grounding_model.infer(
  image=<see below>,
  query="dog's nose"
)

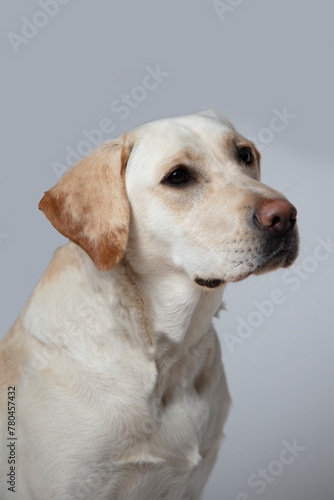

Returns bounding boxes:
[254,198,297,235]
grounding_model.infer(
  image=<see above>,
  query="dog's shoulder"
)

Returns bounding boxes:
[0,243,83,387]
[37,241,83,289]
[0,317,26,394]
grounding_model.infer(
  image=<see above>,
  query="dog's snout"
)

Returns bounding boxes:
[254,198,297,235]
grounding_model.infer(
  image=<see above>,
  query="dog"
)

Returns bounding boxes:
[0,110,299,499]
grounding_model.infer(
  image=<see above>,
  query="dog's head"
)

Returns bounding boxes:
[39,111,299,288]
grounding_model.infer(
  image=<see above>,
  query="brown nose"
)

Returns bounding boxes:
[254,198,297,234]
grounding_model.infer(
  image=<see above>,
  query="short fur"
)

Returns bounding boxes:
[0,111,298,499]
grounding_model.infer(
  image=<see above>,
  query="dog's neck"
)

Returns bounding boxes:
[83,248,225,349]
[130,266,225,346]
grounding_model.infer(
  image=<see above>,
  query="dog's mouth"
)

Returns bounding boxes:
[195,229,299,288]
[195,277,225,289]
[253,231,299,275]
[252,249,296,277]
[232,234,299,282]
[194,250,293,289]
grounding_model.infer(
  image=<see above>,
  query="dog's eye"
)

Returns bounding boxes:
[238,147,254,165]
[165,167,191,186]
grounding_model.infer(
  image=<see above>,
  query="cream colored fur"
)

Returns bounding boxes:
[0,111,298,499]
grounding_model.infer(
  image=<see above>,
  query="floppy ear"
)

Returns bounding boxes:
[39,138,132,271]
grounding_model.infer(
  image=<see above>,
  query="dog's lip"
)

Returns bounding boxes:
[227,247,298,283]
[260,244,297,268]
[251,248,297,276]
[195,277,225,289]
[195,233,299,287]
[252,231,299,272]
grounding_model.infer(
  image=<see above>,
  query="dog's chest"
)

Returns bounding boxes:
[68,379,221,500]
[32,336,225,500]
[87,342,216,464]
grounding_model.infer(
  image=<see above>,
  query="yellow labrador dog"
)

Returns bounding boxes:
[0,111,298,499]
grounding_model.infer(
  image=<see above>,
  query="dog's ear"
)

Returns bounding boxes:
[39,137,133,271]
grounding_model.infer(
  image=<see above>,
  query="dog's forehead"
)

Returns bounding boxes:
[130,113,236,168]
[136,113,232,145]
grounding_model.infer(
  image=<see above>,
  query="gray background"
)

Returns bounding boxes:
[1,1,334,499]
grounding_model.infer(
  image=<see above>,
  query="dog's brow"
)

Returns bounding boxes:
[222,131,258,163]
[166,149,203,167]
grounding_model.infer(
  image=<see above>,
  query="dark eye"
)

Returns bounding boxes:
[238,147,254,165]
[165,167,191,186]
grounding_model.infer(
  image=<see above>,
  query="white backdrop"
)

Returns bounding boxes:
[1,1,333,499]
